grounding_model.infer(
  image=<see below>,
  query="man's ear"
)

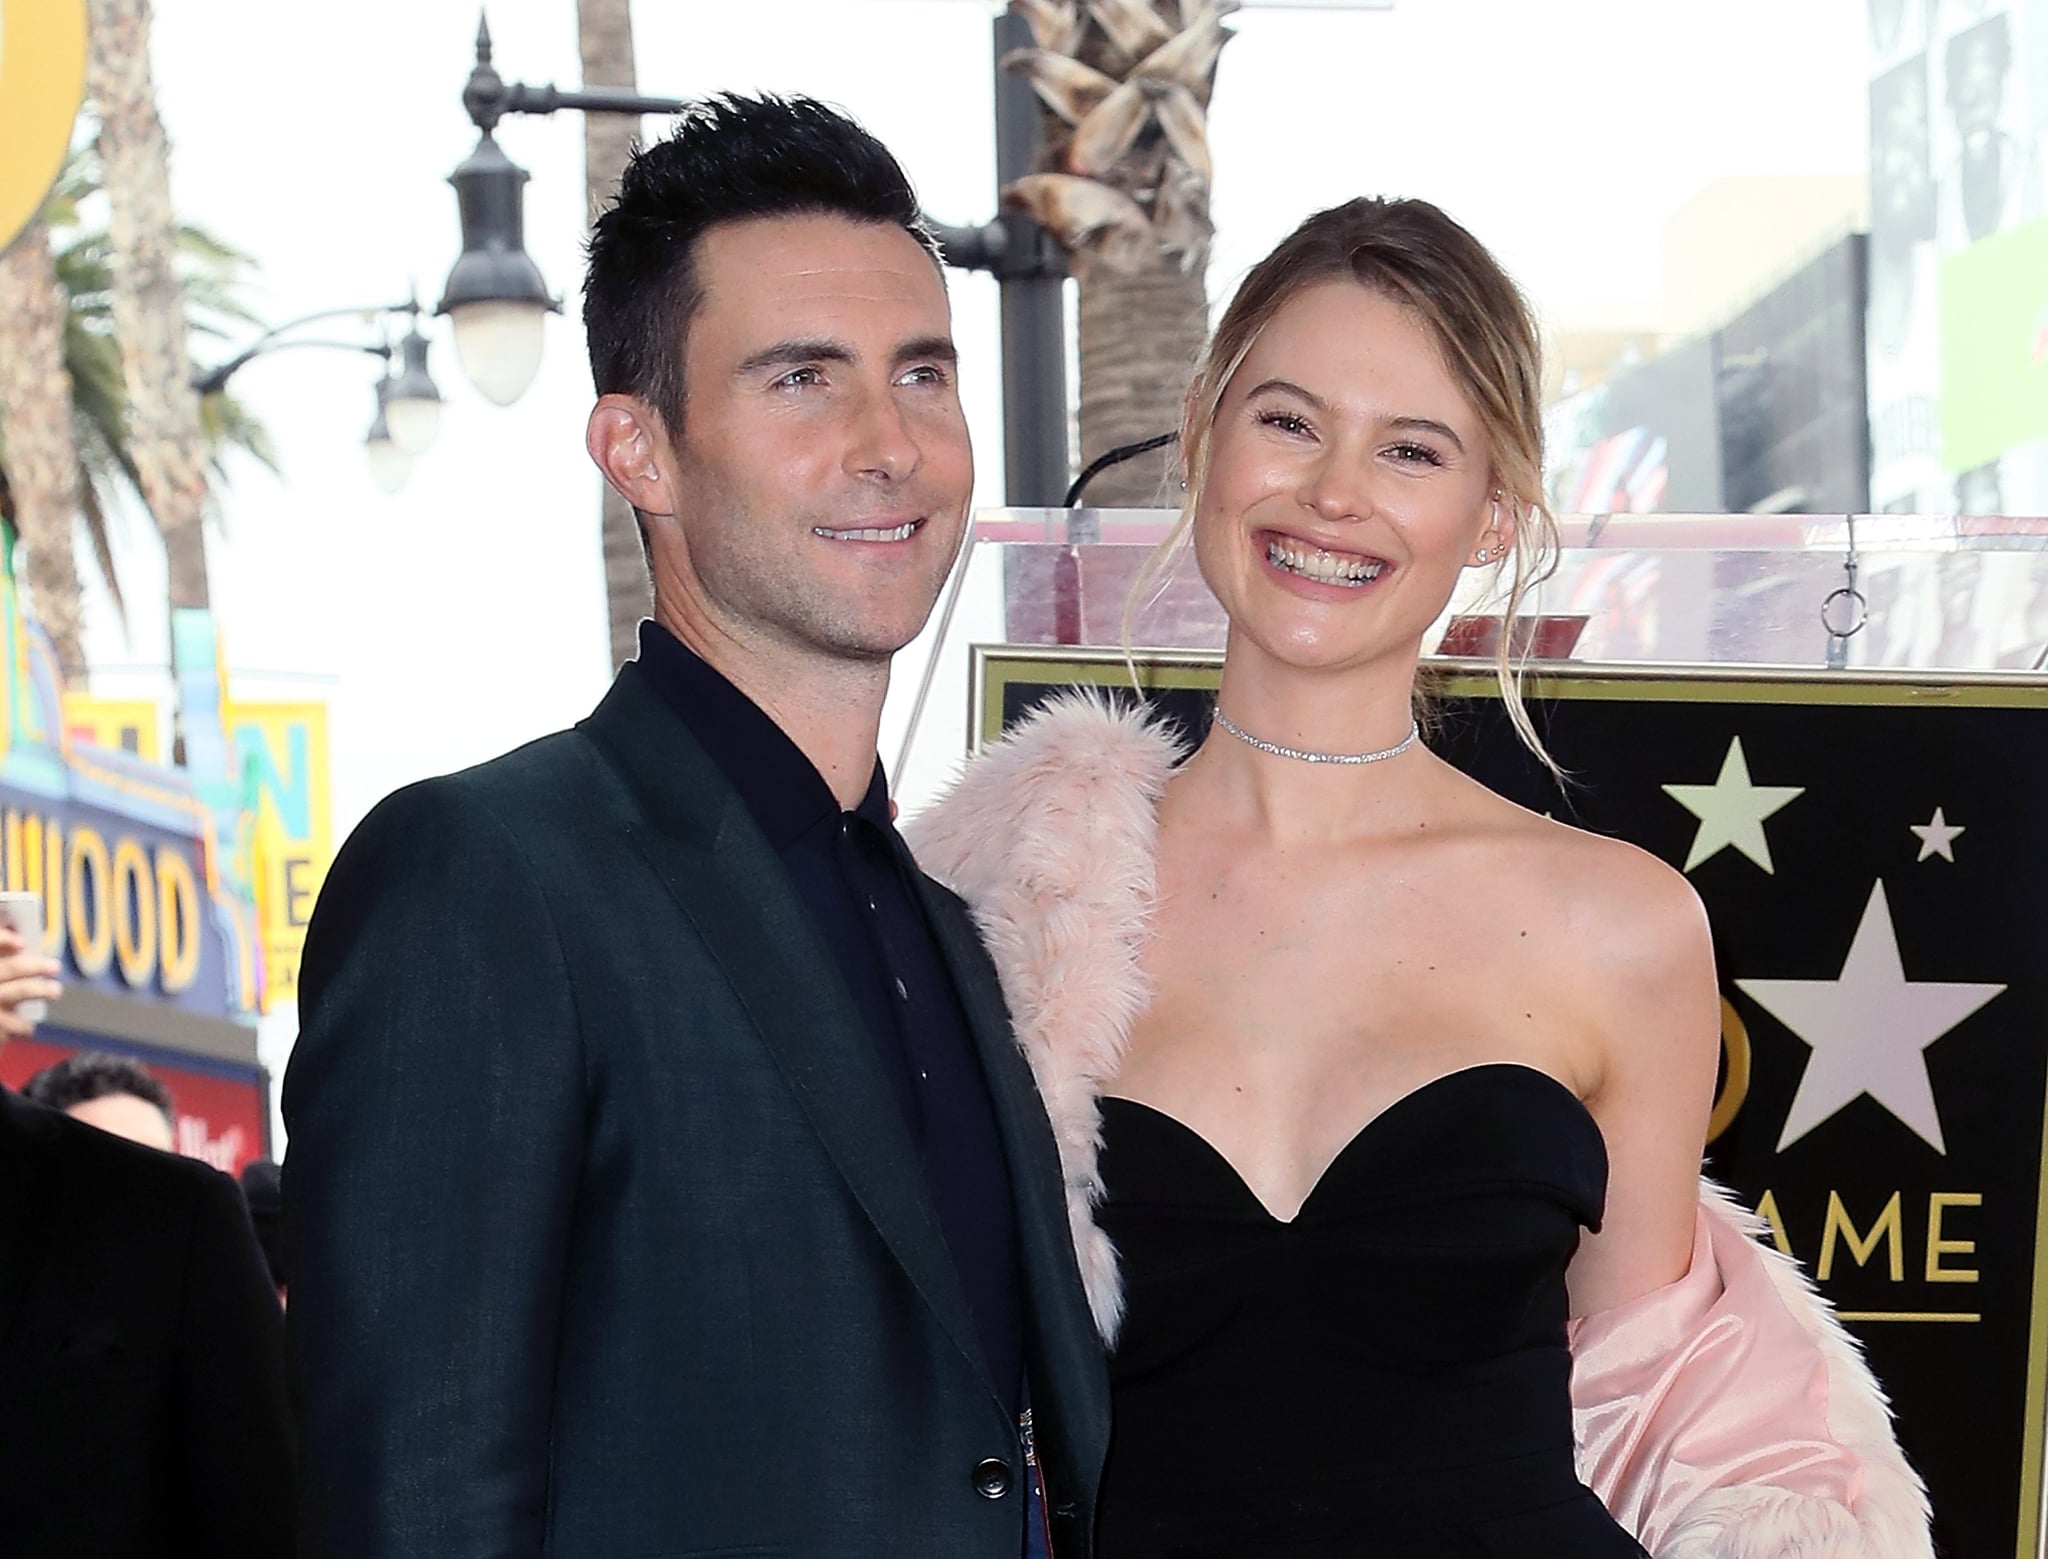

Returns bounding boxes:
[586,395,674,517]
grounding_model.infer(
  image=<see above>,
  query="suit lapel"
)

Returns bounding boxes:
[580,669,993,1398]
[911,870,1113,1447]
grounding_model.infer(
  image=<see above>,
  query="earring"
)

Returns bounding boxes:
[1475,547,1492,563]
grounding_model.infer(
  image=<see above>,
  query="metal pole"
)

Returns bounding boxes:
[990,11,1069,508]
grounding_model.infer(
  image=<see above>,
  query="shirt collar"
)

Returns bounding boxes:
[635,621,889,850]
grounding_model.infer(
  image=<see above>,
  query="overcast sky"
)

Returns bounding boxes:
[77,0,1868,1069]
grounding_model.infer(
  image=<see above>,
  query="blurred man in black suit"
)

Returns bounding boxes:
[0,926,294,1558]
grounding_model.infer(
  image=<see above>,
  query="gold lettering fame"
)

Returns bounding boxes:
[1715,999,1983,1324]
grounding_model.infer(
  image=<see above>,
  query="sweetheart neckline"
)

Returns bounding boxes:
[1101,1062,1601,1226]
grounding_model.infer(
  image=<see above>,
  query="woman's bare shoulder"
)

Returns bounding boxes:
[1450,781,1715,994]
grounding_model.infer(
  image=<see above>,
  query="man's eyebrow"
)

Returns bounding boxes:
[733,338,856,378]
[895,335,959,368]
[1244,378,1467,453]
[733,335,960,378]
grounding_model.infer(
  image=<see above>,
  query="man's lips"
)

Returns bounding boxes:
[812,518,924,542]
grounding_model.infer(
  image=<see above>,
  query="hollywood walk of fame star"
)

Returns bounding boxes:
[1736,880,2005,1155]
[1910,807,1965,863]
[1662,736,1806,874]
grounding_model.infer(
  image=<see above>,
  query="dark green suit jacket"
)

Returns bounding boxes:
[284,661,1109,1558]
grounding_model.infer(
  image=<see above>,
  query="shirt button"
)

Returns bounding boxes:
[894,977,908,1000]
[867,898,878,912]
[972,1457,1012,1499]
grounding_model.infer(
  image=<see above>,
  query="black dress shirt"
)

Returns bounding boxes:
[636,622,1023,1414]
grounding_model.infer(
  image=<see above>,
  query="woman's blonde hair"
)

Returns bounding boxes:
[1126,196,1561,771]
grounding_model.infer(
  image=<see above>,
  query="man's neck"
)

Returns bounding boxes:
[654,608,889,811]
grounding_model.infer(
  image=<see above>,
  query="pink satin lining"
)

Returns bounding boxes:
[1567,1198,1864,1551]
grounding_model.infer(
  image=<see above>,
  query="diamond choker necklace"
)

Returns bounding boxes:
[1211,709,1420,766]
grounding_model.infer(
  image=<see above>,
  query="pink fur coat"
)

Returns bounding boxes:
[906,694,1933,1559]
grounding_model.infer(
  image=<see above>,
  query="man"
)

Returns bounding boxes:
[0,929,295,1558]
[23,1050,178,1150]
[285,95,1109,1559]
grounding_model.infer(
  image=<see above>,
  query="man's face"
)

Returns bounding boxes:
[646,214,974,669]
[67,1093,175,1152]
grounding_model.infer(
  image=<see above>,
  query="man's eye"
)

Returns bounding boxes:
[774,366,825,389]
[897,364,948,387]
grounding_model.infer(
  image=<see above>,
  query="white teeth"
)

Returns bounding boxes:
[815,521,919,542]
[1266,538,1382,585]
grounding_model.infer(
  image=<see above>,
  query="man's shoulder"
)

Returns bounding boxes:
[349,728,610,851]
[4,1089,239,1231]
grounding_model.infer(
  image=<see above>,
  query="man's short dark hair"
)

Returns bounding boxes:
[583,93,940,441]
[23,1051,176,1130]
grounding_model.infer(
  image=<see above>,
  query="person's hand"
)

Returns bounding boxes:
[0,927,63,1038]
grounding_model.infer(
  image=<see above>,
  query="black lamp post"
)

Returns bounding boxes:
[442,11,1073,505]
[436,17,683,405]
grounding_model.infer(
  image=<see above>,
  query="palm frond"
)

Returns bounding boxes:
[75,460,128,623]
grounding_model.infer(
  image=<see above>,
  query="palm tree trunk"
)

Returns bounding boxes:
[0,218,91,681]
[1075,246,1206,506]
[87,0,212,614]
[1004,0,1226,509]
[579,0,651,671]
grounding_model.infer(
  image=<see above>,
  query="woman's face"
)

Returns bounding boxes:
[1191,280,1497,675]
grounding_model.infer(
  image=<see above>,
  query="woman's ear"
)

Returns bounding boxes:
[1492,487,1521,556]
[586,395,674,517]
[1470,486,1519,567]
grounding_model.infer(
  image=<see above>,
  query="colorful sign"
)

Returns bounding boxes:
[64,693,163,762]
[0,0,87,256]
[1939,216,2048,472]
[226,700,331,1008]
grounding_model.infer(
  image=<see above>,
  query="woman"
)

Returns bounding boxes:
[910,199,1930,1556]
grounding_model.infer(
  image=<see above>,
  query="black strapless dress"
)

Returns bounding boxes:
[1094,1063,1649,1558]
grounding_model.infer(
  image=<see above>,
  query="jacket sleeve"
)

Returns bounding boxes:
[1568,1179,1933,1559]
[284,779,584,1559]
[175,1162,296,1559]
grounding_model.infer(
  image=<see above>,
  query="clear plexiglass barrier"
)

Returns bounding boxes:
[884,508,2048,817]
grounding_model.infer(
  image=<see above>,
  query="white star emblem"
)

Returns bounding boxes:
[1910,807,1965,862]
[1736,880,2004,1154]
[1661,736,1805,874]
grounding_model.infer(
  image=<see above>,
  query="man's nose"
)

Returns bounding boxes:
[845,387,919,481]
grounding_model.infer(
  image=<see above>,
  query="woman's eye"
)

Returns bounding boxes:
[1256,409,1313,436]
[1387,441,1445,467]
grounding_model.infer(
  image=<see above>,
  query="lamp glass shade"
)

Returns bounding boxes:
[450,299,546,406]
[364,406,414,495]
[384,394,443,456]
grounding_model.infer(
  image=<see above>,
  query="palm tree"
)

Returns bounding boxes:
[579,0,653,671]
[87,0,216,619]
[0,215,92,681]
[1002,0,1234,506]
[0,145,274,680]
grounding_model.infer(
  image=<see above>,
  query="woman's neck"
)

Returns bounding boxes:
[1188,638,1434,844]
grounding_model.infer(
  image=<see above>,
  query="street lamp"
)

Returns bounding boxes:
[382,323,444,454]
[193,297,446,489]
[437,16,685,405]
[364,376,415,495]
